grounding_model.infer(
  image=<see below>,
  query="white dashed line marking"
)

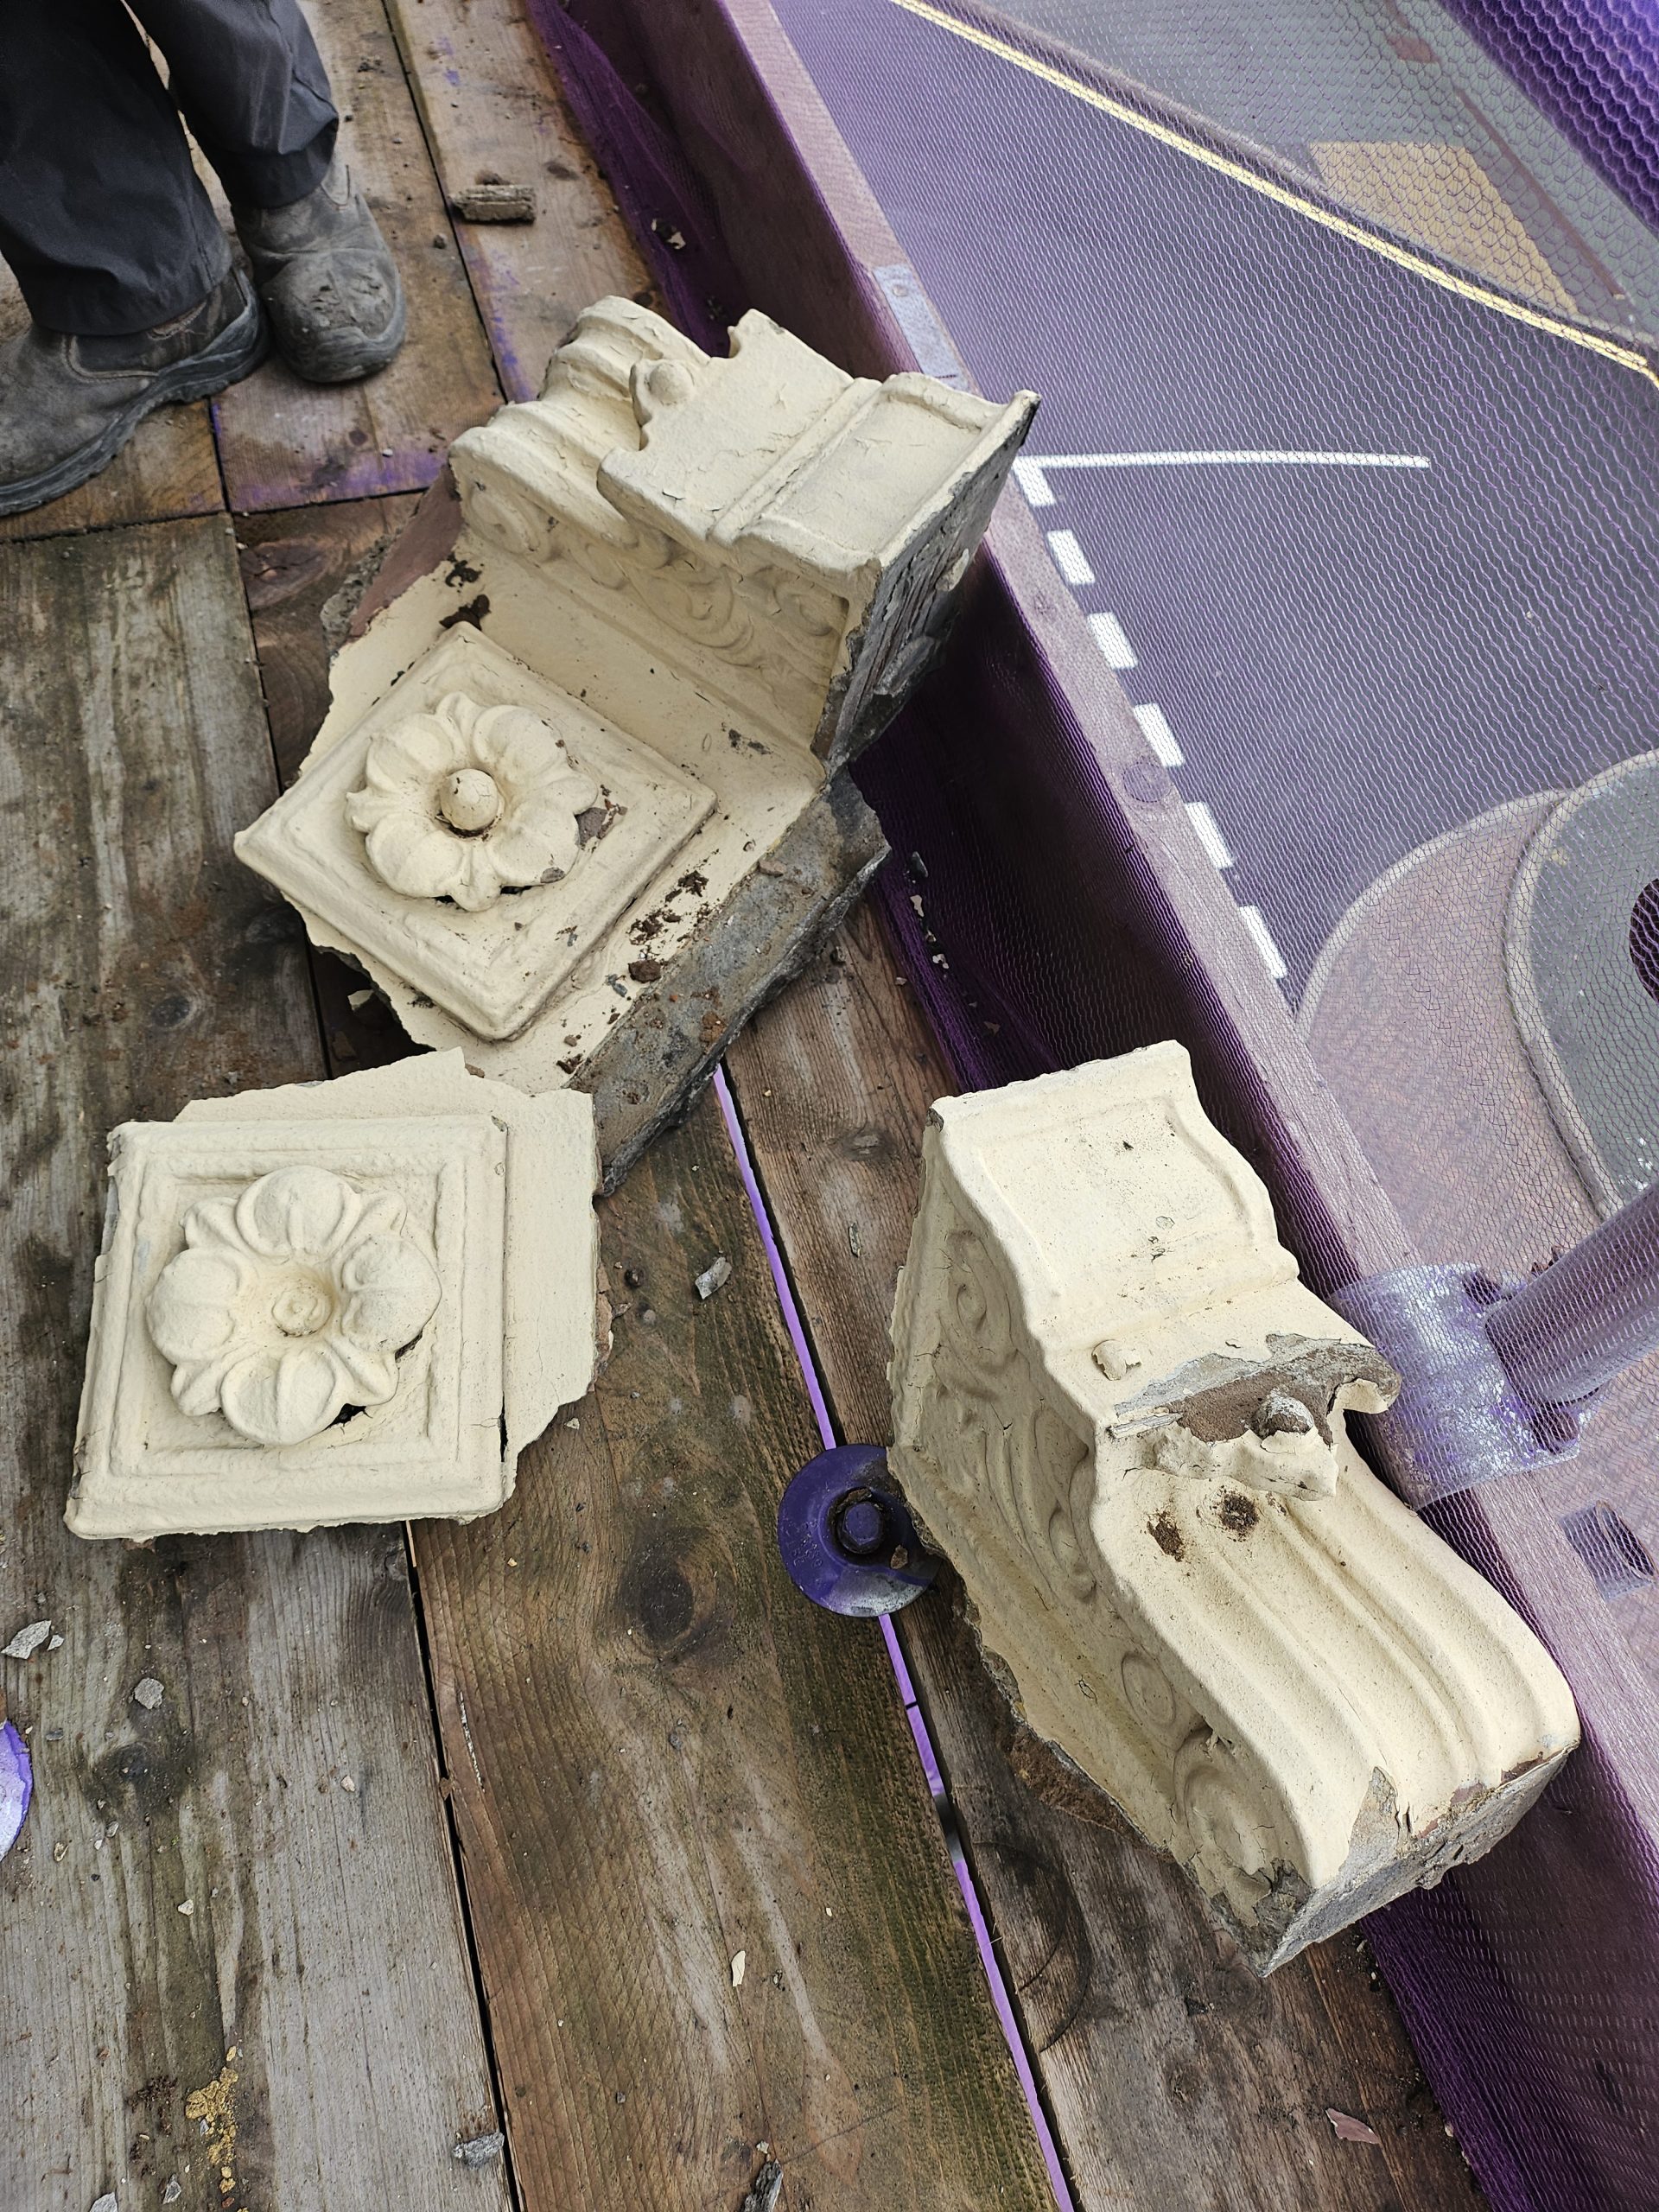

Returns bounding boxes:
[1088,611,1137,669]
[1237,904,1288,980]
[1132,702,1183,767]
[1045,527,1096,585]
[1185,801,1234,869]
[1027,483,1299,994]
[1015,448,1431,505]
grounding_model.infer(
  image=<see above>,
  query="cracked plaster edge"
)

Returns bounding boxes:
[284,773,887,1190]
[941,1545,1569,1974]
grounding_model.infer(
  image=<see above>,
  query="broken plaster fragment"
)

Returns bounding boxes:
[3,1620,51,1660]
[741,2160,784,2212]
[887,1043,1580,1971]
[695,1255,733,1300]
[67,1053,599,1541]
[132,1678,164,1711]
[1327,2108,1383,2145]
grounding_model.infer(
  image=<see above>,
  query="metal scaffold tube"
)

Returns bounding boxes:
[1486,1182,1659,1408]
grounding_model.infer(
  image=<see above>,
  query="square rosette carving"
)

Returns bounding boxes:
[235,626,715,1041]
[70,1112,510,1537]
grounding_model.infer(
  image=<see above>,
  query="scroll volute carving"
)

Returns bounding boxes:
[888,1045,1580,1971]
[448,297,1035,763]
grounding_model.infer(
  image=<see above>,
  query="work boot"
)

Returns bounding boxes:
[0,269,266,519]
[234,155,406,385]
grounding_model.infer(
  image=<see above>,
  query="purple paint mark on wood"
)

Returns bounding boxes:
[0,1721,33,1859]
[219,433,448,514]
[452,244,538,404]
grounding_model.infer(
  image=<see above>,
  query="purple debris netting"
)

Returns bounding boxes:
[535,4,1659,2204]
[1439,0,1659,238]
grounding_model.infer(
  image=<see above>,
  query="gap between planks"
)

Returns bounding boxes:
[720,901,1489,2212]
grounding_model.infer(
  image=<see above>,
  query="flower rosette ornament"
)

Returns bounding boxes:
[346,691,601,912]
[146,1166,442,1446]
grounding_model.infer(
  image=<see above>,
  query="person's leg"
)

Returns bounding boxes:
[131,0,405,385]
[128,0,338,212]
[0,0,267,517]
[0,0,230,334]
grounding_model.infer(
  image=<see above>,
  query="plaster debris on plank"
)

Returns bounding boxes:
[233,294,1036,1173]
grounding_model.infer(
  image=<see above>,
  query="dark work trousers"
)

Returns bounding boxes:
[0,0,338,335]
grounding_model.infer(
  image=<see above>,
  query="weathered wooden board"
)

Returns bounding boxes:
[383,0,654,400]
[246,500,1056,2210]
[0,271,222,542]
[725,904,1484,2210]
[237,495,425,1076]
[237,494,422,789]
[211,0,501,511]
[0,517,509,2212]
[410,1093,1055,2211]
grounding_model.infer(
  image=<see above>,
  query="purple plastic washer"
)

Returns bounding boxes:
[777,1444,938,1617]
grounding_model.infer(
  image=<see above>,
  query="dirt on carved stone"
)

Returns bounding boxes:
[1218,1491,1259,1538]
[1148,1510,1185,1560]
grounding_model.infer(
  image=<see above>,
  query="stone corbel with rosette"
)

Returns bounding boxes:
[68,1052,600,1540]
[887,1043,1580,1970]
[233,296,1037,1187]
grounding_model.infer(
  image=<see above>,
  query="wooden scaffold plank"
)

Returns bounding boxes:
[724,906,1485,2212]
[383,0,654,400]
[0,516,510,2212]
[211,0,502,512]
[245,511,1058,2212]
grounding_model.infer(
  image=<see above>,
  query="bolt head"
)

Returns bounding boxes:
[835,1494,887,1558]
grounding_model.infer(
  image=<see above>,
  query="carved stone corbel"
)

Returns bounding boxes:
[887,1044,1580,1969]
[233,297,1036,1185]
[68,1052,598,1539]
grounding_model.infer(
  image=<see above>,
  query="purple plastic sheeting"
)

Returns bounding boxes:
[1440,0,1659,238]
[0,1720,32,1859]
[712,1071,1075,2212]
[538,16,1659,2207]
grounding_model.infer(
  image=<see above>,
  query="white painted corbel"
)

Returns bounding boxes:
[231,298,1035,1184]
[887,1044,1580,1969]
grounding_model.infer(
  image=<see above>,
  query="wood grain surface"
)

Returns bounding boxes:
[725,905,1484,2210]
[384,0,654,400]
[0,270,222,542]
[249,497,1056,2212]
[211,0,501,510]
[0,518,509,2212]
[413,1096,1054,2210]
